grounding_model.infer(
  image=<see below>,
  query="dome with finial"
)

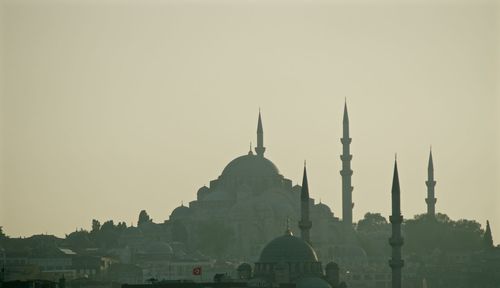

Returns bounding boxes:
[258,230,318,263]
[221,154,280,179]
[170,203,191,220]
[197,186,210,200]
[313,202,333,217]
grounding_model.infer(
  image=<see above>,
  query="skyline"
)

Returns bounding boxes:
[1,0,499,241]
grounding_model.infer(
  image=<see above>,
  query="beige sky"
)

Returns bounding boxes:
[1,0,499,243]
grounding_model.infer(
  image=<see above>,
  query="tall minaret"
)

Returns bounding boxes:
[340,102,354,225]
[425,149,437,217]
[299,163,312,244]
[255,111,266,157]
[389,158,404,288]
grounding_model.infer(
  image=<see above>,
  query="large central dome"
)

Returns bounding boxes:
[221,153,280,179]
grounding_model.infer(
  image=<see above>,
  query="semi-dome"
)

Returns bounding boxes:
[221,153,280,179]
[259,231,318,263]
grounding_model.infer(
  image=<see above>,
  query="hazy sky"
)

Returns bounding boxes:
[1,0,499,243]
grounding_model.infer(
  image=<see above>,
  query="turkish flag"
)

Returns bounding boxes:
[192,267,202,276]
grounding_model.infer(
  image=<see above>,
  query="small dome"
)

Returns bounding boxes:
[237,263,252,271]
[197,186,210,200]
[296,277,332,288]
[221,154,280,179]
[313,202,333,216]
[198,186,209,194]
[170,205,190,220]
[259,233,318,263]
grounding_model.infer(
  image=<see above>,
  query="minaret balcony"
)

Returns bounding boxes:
[389,215,403,223]
[340,138,352,144]
[340,155,352,161]
[388,259,404,268]
[425,198,437,204]
[339,170,353,176]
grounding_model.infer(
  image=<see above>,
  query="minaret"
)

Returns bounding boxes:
[299,163,312,244]
[483,220,494,249]
[255,111,266,157]
[340,102,354,225]
[425,149,437,217]
[389,158,404,288]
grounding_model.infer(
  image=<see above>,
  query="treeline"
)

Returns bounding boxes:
[64,210,156,249]
[64,219,128,249]
[355,212,494,259]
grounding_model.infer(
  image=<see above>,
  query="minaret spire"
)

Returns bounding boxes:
[425,148,437,217]
[483,220,494,249]
[299,163,312,244]
[340,101,354,225]
[255,110,266,157]
[389,158,404,288]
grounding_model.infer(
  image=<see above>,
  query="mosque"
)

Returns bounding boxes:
[166,104,367,266]
[235,165,345,288]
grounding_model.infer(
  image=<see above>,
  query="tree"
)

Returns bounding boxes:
[92,219,101,233]
[65,229,93,248]
[483,220,494,249]
[116,221,127,230]
[404,213,483,255]
[138,210,152,226]
[357,213,388,232]
[356,213,391,258]
[100,220,115,231]
[97,220,121,248]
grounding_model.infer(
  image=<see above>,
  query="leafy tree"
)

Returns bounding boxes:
[65,229,93,248]
[356,213,391,258]
[116,221,127,230]
[100,220,115,231]
[96,220,121,248]
[91,219,101,233]
[357,213,389,233]
[138,210,152,226]
[404,213,483,255]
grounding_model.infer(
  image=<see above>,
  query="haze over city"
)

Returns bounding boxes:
[1,0,499,242]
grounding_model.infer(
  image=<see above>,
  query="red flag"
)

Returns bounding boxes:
[192,267,202,276]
